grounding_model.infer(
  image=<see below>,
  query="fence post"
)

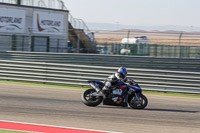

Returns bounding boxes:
[77,33,80,53]
[17,0,21,5]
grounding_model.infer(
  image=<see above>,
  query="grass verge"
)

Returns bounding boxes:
[143,91,200,98]
[0,129,33,133]
[0,80,89,90]
[0,80,199,98]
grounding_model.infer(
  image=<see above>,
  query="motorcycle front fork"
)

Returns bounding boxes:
[135,92,141,99]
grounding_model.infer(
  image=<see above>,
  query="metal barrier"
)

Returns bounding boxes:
[1,51,200,71]
[0,51,200,94]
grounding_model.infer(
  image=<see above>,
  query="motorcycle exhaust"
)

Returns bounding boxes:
[88,81,105,98]
[89,82,101,92]
[91,92,102,97]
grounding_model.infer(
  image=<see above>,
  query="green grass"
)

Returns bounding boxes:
[143,91,200,98]
[0,129,35,133]
[0,80,89,90]
[0,80,199,98]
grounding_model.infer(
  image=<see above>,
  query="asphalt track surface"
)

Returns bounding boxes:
[0,83,199,133]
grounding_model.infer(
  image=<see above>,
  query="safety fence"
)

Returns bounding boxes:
[110,43,200,58]
[0,51,200,94]
[0,0,67,10]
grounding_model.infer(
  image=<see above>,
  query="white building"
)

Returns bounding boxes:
[121,36,150,44]
[120,36,150,55]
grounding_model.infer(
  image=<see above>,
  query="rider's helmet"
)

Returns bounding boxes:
[117,67,127,79]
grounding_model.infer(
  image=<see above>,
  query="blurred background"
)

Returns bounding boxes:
[0,0,200,58]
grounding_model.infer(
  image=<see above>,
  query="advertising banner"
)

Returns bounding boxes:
[33,11,64,35]
[0,8,26,33]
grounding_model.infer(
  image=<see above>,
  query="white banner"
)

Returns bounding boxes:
[0,8,25,33]
[33,11,64,35]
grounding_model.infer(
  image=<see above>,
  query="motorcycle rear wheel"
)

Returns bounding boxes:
[81,89,103,106]
[128,94,148,109]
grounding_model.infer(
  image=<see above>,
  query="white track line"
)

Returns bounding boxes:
[0,120,121,133]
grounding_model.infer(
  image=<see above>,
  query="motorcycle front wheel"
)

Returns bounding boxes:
[128,94,148,109]
[81,89,103,107]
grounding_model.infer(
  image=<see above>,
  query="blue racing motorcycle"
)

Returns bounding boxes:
[81,80,148,109]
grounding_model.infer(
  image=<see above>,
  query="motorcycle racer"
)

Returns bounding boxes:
[102,67,136,94]
[82,67,148,109]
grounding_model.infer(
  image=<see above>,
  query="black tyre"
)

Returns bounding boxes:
[128,94,148,109]
[81,89,103,107]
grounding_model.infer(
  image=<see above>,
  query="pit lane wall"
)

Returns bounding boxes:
[0,3,68,52]
[0,51,200,94]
